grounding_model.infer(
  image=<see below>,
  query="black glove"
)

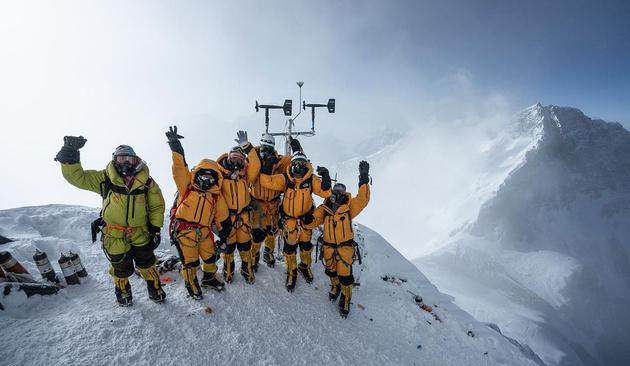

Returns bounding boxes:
[54,136,87,164]
[261,156,279,175]
[301,211,314,225]
[217,217,233,240]
[289,137,302,153]
[317,166,331,191]
[359,160,370,185]
[215,239,227,253]
[166,126,185,155]
[148,224,162,250]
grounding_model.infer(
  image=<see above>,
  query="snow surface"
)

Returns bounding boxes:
[0,205,542,366]
[416,105,630,366]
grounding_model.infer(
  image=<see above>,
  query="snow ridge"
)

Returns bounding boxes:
[0,205,542,366]
[418,105,630,366]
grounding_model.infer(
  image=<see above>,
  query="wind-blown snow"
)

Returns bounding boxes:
[416,104,630,366]
[0,205,542,366]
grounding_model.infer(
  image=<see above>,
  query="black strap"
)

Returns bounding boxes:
[100,174,153,199]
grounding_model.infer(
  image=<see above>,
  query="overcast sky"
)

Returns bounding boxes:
[1,1,628,218]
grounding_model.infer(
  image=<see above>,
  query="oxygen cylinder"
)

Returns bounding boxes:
[0,251,31,276]
[58,254,80,285]
[68,251,88,278]
[33,249,60,284]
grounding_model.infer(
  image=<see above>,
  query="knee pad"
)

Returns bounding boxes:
[110,253,134,278]
[252,229,266,243]
[202,254,219,264]
[283,243,297,255]
[339,275,354,286]
[184,260,200,268]
[298,241,313,251]
[325,269,337,278]
[237,241,252,252]
[266,225,278,235]
[224,243,237,254]
[132,243,157,269]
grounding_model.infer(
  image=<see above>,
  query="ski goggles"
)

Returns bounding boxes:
[114,155,140,165]
[196,171,217,185]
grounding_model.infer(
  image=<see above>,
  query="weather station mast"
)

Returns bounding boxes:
[255,82,335,155]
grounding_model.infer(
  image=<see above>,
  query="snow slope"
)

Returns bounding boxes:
[0,205,542,366]
[416,105,630,366]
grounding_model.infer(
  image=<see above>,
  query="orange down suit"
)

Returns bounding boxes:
[304,182,370,281]
[259,163,330,273]
[171,152,230,275]
[215,144,260,280]
[249,147,291,254]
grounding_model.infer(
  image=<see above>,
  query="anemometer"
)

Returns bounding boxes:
[255,82,335,155]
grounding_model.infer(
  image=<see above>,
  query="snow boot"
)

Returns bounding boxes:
[138,266,166,304]
[200,271,225,292]
[262,246,275,268]
[222,253,235,284]
[298,249,313,283]
[114,276,133,307]
[284,253,298,292]
[181,265,203,300]
[328,276,341,302]
[298,263,314,284]
[339,284,353,318]
[146,281,166,303]
[240,261,255,284]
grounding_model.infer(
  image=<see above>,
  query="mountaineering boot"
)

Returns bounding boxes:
[339,284,353,318]
[222,253,235,284]
[262,246,275,268]
[182,265,203,300]
[240,261,255,284]
[298,249,314,283]
[298,263,314,284]
[200,271,225,292]
[286,269,297,292]
[328,276,341,302]
[284,253,298,292]
[146,281,166,303]
[114,276,133,307]
[137,266,166,304]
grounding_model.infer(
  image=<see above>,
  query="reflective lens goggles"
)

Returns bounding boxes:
[114,155,140,165]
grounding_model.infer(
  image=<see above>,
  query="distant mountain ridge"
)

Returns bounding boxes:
[417,104,630,366]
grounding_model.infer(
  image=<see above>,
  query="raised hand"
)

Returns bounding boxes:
[234,130,249,148]
[63,136,87,150]
[55,136,86,163]
[289,137,302,153]
[317,166,331,190]
[359,160,370,185]
[166,125,185,155]
[166,125,184,143]
[359,161,369,175]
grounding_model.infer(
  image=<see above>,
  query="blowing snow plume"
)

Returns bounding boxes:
[417,104,630,366]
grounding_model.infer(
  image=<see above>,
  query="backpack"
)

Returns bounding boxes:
[90,173,154,243]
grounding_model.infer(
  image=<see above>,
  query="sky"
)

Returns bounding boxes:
[0,0,629,255]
